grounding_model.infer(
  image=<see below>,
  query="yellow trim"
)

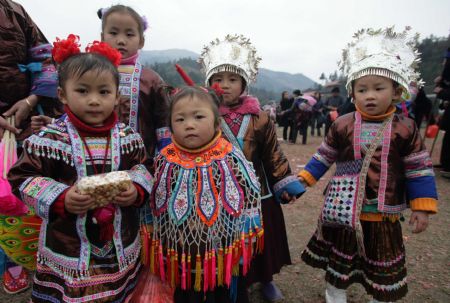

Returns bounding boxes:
[360,212,400,222]
[172,130,222,153]
[355,104,396,121]
[298,170,317,186]
[410,198,438,214]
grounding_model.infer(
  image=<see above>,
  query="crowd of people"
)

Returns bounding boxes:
[0,1,447,303]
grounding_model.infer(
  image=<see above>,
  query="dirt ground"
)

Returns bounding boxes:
[1,127,449,303]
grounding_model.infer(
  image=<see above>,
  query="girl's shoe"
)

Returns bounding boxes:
[2,266,29,294]
[261,281,284,302]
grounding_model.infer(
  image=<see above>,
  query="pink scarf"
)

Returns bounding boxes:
[120,52,139,65]
[219,95,261,116]
[219,95,261,136]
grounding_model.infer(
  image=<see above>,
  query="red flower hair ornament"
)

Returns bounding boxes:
[85,41,121,67]
[52,34,81,64]
[52,35,121,67]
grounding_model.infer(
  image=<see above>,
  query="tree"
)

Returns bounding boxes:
[417,35,450,93]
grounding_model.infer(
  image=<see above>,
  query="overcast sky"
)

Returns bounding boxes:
[17,0,450,82]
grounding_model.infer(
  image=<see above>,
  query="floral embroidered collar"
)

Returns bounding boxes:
[163,131,232,168]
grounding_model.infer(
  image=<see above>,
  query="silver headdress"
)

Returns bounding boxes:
[198,34,261,86]
[339,26,422,95]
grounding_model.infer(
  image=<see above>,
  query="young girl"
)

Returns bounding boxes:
[199,34,305,301]
[8,35,153,302]
[98,4,171,154]
[147,86,263,303]
[298,27,438,303]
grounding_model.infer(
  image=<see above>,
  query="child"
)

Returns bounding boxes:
[29,5,171,153]
[8,35,153,302]
[298,27,438,303]
[148,86,264,303]
[199,34,305,302]
[98,4,171,155]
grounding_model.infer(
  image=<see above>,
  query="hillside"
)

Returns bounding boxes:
[140,49,318,101]
[139,49,198,65]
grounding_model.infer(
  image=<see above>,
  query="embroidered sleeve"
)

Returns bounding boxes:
[8,133,70,220]
[19,177,69,220]
[403,150,438,202]
[128,164,153,195]
[272,176,306,203]
[401,123,438,206]
[27,44,58,99]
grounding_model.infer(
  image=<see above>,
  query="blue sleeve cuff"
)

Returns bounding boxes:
[304,158,329,181]
[406,175,438,200]
[273,176,306,204]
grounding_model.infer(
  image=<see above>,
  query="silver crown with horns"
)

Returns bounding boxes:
[339,26,423,95]
[198,34,261,86]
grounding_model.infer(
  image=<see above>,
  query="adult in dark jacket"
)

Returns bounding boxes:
[279,91,293,141]
[288,89,302,143]
[310,91,325,136]
[435,48,450,177]
[413,87,432,129]
[323,87,344,135]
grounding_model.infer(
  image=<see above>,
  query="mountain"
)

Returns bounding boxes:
[140,49,198,65]
[140,49,318,101]
[256,68,316,93]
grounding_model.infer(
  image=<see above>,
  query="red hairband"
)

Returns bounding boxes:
[52,34,121,67]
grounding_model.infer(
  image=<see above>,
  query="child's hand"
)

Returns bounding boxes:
[113,184,138,207]
[65,186,94,215]
[409,211,429,233]
[281,191,296,203]
[31,115,53,133]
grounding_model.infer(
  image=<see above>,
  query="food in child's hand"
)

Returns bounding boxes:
[77,171,132,209]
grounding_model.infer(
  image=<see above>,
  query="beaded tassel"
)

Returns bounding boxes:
[217,248,224,287]
[187,254,192,289]
[203,252,209,292]
[194,254,202,292]
[166,249,171,286]
[150,239,156,274]
[256,227,264,254]
[174,252,179,287]
[210,250,216,291]
[171,249,176,288]
[241,233,248,275]
[181,253,186,290]
[248,231,253,264]
[140,226,149,265]
[225,246,233,287]
[158,244,165,282]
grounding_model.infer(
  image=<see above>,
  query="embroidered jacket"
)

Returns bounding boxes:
[149,134,263,291]
[299,109,438,219]
[1,0,60,140]
[8,117,153,282]
[220,96,305,203]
